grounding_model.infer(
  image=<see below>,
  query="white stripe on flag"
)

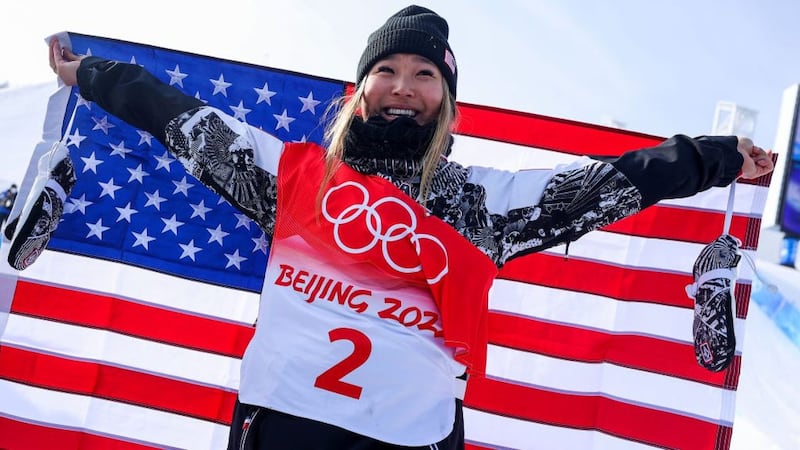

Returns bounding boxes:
[452,135,580,170]
[485,344,736,424]
[1,315,241,389]
[463,407,662,450]
[660,184,768,216]
[18,251,259,324]
[542,230,758,281]
[489,279,747,352]
[0,379,229,449]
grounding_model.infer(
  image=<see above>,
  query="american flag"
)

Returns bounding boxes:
[0,33,774,449]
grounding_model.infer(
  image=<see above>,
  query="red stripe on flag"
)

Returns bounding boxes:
[464,374,725,450]
[744,216,765,255]
[499,253,694,308]
[465,443,495,450]
[455,102,664,156]
[500,253,751,320]
[0,345,236,424]
[488,311,740,388]
[715,424,734,450]
[735,283,751,320]
[723,351,743,391]
[11,280,254,357]
[0,415,161,450]
[603,205,761,249]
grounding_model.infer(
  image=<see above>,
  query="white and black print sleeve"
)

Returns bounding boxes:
[165,107,284,235]
[425,160,642,267]
[423,134,743,268]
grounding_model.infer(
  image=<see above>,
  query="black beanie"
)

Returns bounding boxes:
[356,5,457,98]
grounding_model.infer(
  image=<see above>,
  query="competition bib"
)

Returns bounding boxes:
[238,144,496,445]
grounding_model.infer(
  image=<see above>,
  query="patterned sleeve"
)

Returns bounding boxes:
[164,106,284,235]
[427,159,642,267]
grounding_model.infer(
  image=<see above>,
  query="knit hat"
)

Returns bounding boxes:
[356,5,457,98]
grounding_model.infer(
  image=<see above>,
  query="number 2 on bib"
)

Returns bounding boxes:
[314,327,372,399]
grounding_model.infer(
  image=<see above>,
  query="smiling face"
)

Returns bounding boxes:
[359,53,445,126]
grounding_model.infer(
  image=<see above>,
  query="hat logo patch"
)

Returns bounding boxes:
[444,49,456,75]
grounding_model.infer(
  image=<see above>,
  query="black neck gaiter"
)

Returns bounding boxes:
[342,116,451,177]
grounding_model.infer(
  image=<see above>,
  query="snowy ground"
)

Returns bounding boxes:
[731,259,800,449]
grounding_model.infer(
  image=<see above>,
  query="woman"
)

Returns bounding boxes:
[43,5,772,450]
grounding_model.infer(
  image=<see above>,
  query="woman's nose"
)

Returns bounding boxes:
[391,75,415,96]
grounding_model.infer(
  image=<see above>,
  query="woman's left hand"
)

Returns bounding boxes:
[49,39,84,87]
[737,137,774,179]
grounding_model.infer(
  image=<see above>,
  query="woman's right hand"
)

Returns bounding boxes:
[48,38,84,86]
[736,136,774,180]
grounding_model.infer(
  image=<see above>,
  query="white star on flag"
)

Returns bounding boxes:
[224,249,247,269]
[273,109,295,132]
[210,74,232,96]
[252,233,270,254]
[234,213,252,229]
[75,93,92,109]
[131,228,156,249]
[80,152,103,174]
[115,203,138,222]
[86,218,110,239]
[298,92,321,114]
[137,130,154,146]
[190,199,212,220]
[166,64,189,87]
[179,239,203,261]
[67,194,93,214]
[67,129,87,148]
[254,82,277,105]
[144,190,167,210]
[109,141,133,158]
[161,214,185,235]
[127,164,149,183]
[98,178,123,199]
[172,176,194,196]
[154,152,175,171]
[230,101,252,122]
[207,224,229,245]
[92,116,115,134]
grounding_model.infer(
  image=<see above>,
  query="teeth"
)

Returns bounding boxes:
[385,108,416,117]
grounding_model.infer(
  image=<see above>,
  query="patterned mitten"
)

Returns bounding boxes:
[6,143,76,270]
[685,234,741,372]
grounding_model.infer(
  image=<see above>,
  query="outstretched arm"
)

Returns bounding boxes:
[49,38,283,234]
[454,134,772,267]
[50,39,203,143]
[610,135,772,209]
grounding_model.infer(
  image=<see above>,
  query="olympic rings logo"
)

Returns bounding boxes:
[321,181,449,284]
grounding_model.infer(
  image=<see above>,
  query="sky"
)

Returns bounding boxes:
[3,0,800,149]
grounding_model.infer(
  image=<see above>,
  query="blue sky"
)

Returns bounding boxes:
[3,0,799,149]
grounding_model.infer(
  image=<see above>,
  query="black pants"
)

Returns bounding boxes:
[226,399,465,450]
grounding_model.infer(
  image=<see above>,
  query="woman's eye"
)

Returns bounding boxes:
[418,69,435,77]
[375,66,394,74]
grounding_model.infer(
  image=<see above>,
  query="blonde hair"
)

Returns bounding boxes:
[319,77,457,204]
